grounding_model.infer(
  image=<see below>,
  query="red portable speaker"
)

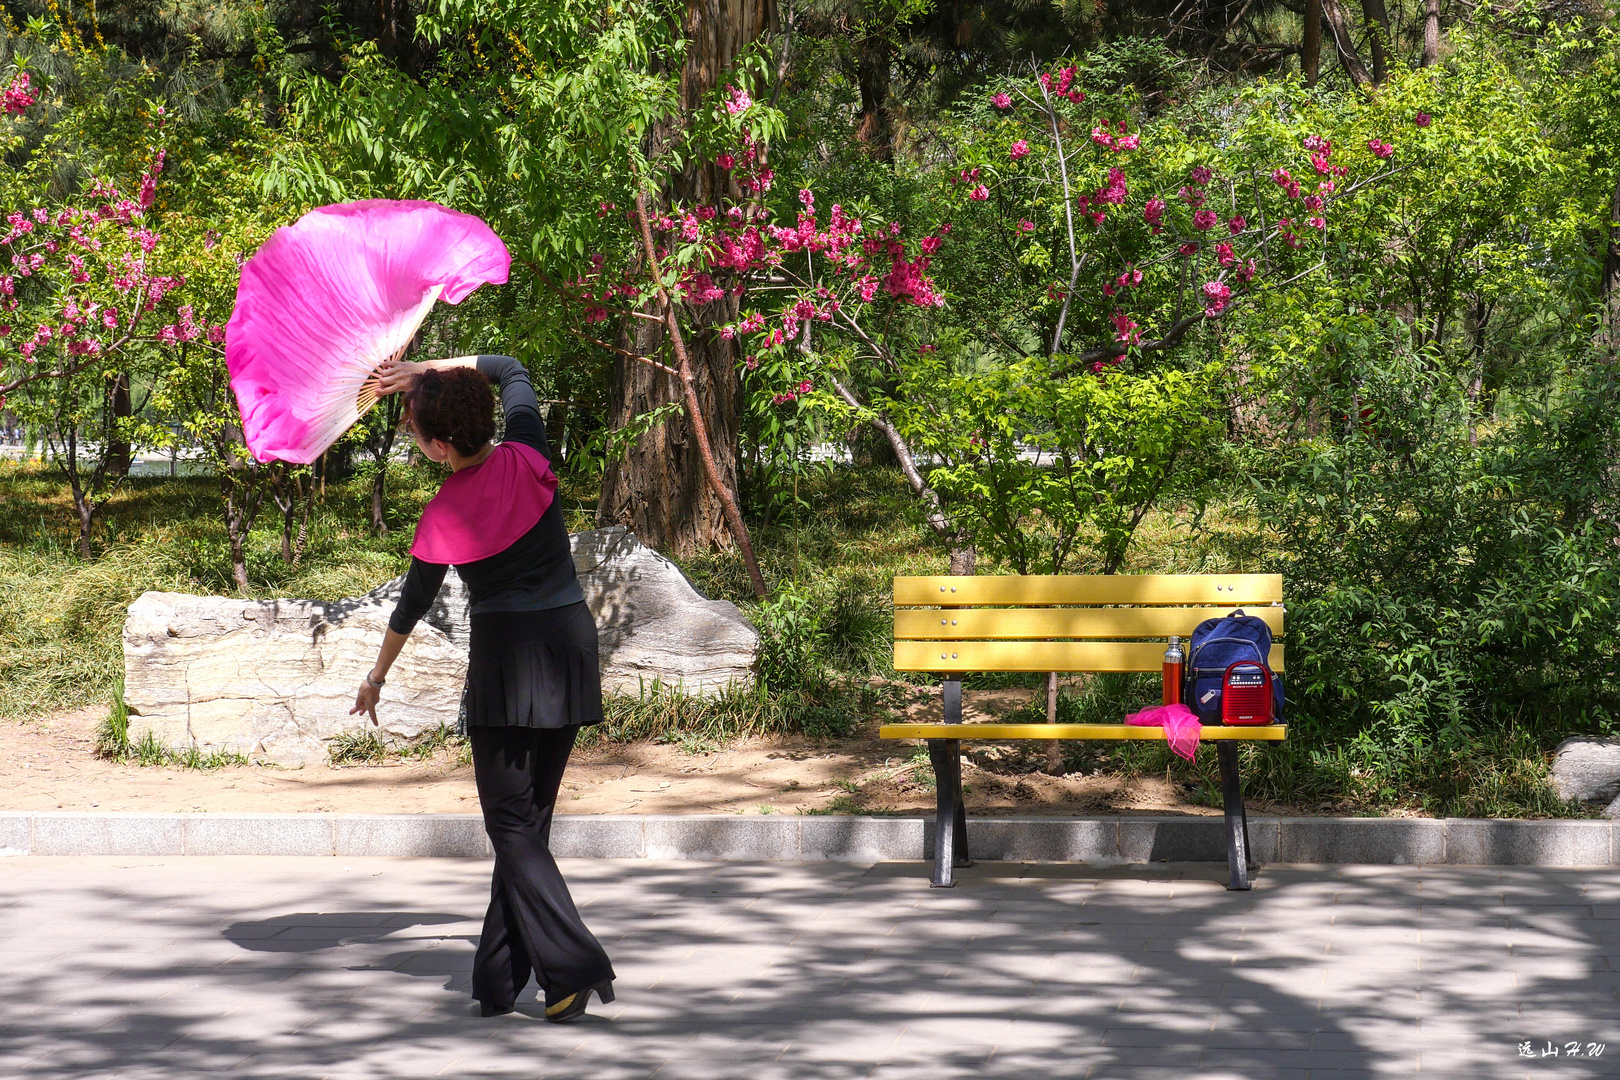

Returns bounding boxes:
[1220,661,1275,725]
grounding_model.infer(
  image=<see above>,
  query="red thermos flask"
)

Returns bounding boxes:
[1162,636,1184,706]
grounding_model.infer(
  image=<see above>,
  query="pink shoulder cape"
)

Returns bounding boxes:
[410,442,558,565]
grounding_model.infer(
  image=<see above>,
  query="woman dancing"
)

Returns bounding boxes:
[350,353,615,1022]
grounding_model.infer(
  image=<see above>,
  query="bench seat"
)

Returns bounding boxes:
[880,723,1288,741]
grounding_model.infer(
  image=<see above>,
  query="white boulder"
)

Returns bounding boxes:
[122,527,758,763]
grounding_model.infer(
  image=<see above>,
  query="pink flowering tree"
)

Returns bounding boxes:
[562,62,1403,591]
[0,113,218,558]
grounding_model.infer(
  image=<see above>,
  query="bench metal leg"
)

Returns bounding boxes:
[1217,741,1254,891]
[928,678,971,888]
[928,738,970,887]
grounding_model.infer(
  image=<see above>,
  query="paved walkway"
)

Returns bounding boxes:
[0,858,1616,1079]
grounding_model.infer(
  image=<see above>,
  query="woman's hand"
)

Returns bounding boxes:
[350,680,381,726]
[375,352,426,397]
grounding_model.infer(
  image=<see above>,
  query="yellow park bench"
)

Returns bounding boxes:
[879,574,1288,890]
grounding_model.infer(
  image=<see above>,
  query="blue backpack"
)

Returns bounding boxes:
[1183,609,1284,723]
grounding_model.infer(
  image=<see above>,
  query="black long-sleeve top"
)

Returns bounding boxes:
[388,355,585,635]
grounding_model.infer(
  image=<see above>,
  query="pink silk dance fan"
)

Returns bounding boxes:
[225,200,510,464]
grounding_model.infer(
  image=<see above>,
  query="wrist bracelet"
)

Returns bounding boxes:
[365,672,386,690]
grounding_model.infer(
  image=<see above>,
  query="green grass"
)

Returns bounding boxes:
[0,458,1594,817]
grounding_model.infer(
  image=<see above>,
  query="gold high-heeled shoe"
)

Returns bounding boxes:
[544,980,615,1023]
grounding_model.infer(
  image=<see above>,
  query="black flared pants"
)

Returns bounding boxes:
[469,724,615,1009]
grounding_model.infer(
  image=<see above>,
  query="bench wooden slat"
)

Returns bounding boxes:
[895,606,1283,641]
[895,640,1285,673]
[879,723,1288,741]
[894,574,1282,608]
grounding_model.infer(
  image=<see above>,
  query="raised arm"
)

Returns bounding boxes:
[376,353,550,458]
[475,354,550,457]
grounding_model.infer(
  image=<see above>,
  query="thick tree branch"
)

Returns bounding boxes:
[630,186,767,598]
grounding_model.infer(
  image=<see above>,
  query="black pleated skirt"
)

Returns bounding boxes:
[463,602,604,729]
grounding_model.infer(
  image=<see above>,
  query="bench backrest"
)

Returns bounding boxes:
[893,574,1284,675]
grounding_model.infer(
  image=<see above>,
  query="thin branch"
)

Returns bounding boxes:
[569,328,681,376]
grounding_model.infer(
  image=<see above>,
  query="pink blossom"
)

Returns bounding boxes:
[102,310,119,329]
[1237,259,1257,283]
[1193,209,1218,231]
[798,379,813,393]
[724,85,752,115]
[19,340,35,359]
[969,185,989,201]
[1009,140,1029,160]
[1271,167,1292,187]
[3,72,35,115]
[207,326,225,344]
[1189,166,1213,186]
[992,92,1012,109]
[1178,185,1206,208]
[1094,168,1128,206]
[920,235,942,254]
[1285,180,1302,199]
[1303,194,1324,212]
[1414,112,1432,127]
[32,208,48,224]
[1092,127,1116,150]
[1368,139,1394,159]
[1215,242,1235,266]
[1201,280,1231,317]
[1228,215,1246,234]
[1143,198,1166,233]
[799,189,814,209]
[1111,310,1140,345]
[1113,133,1140,151]
[1018,220,1035,233]
[939,223,952,234]
[772,391,797,405]
[717,153,735,170]
[1307,216,1326,230]
[1303,135,1331,153]
[1179,243,1199,257]
[744,356,758,370]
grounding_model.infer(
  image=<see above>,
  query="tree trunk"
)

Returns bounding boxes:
[229,516,250,592]
[105,371,131,479]
[856,35,893,163]
[1045,671,1062,773]
[596,0,774,557]
[371,467,389,536]
[296,483,313,566]
[1421,0,1440,66]
[1322,0,1373,85]
[1359,0,1390,84]
[948,545,975,575]
[76,497,94,561]
[1603,172,1620,357]
[1302,0,1322,84]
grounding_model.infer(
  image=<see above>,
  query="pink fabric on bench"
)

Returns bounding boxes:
[1125,703,1202,760]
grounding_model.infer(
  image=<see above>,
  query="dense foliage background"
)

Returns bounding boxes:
[2,0,1617,814]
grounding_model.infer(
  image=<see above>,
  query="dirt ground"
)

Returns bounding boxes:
[1,689,1258,817]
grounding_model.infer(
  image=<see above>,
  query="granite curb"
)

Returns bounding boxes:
[0,812,1613,864]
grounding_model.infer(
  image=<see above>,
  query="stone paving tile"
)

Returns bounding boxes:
[2,857,1620,1078]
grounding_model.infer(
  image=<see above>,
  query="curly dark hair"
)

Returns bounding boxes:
[404,368,496,457]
